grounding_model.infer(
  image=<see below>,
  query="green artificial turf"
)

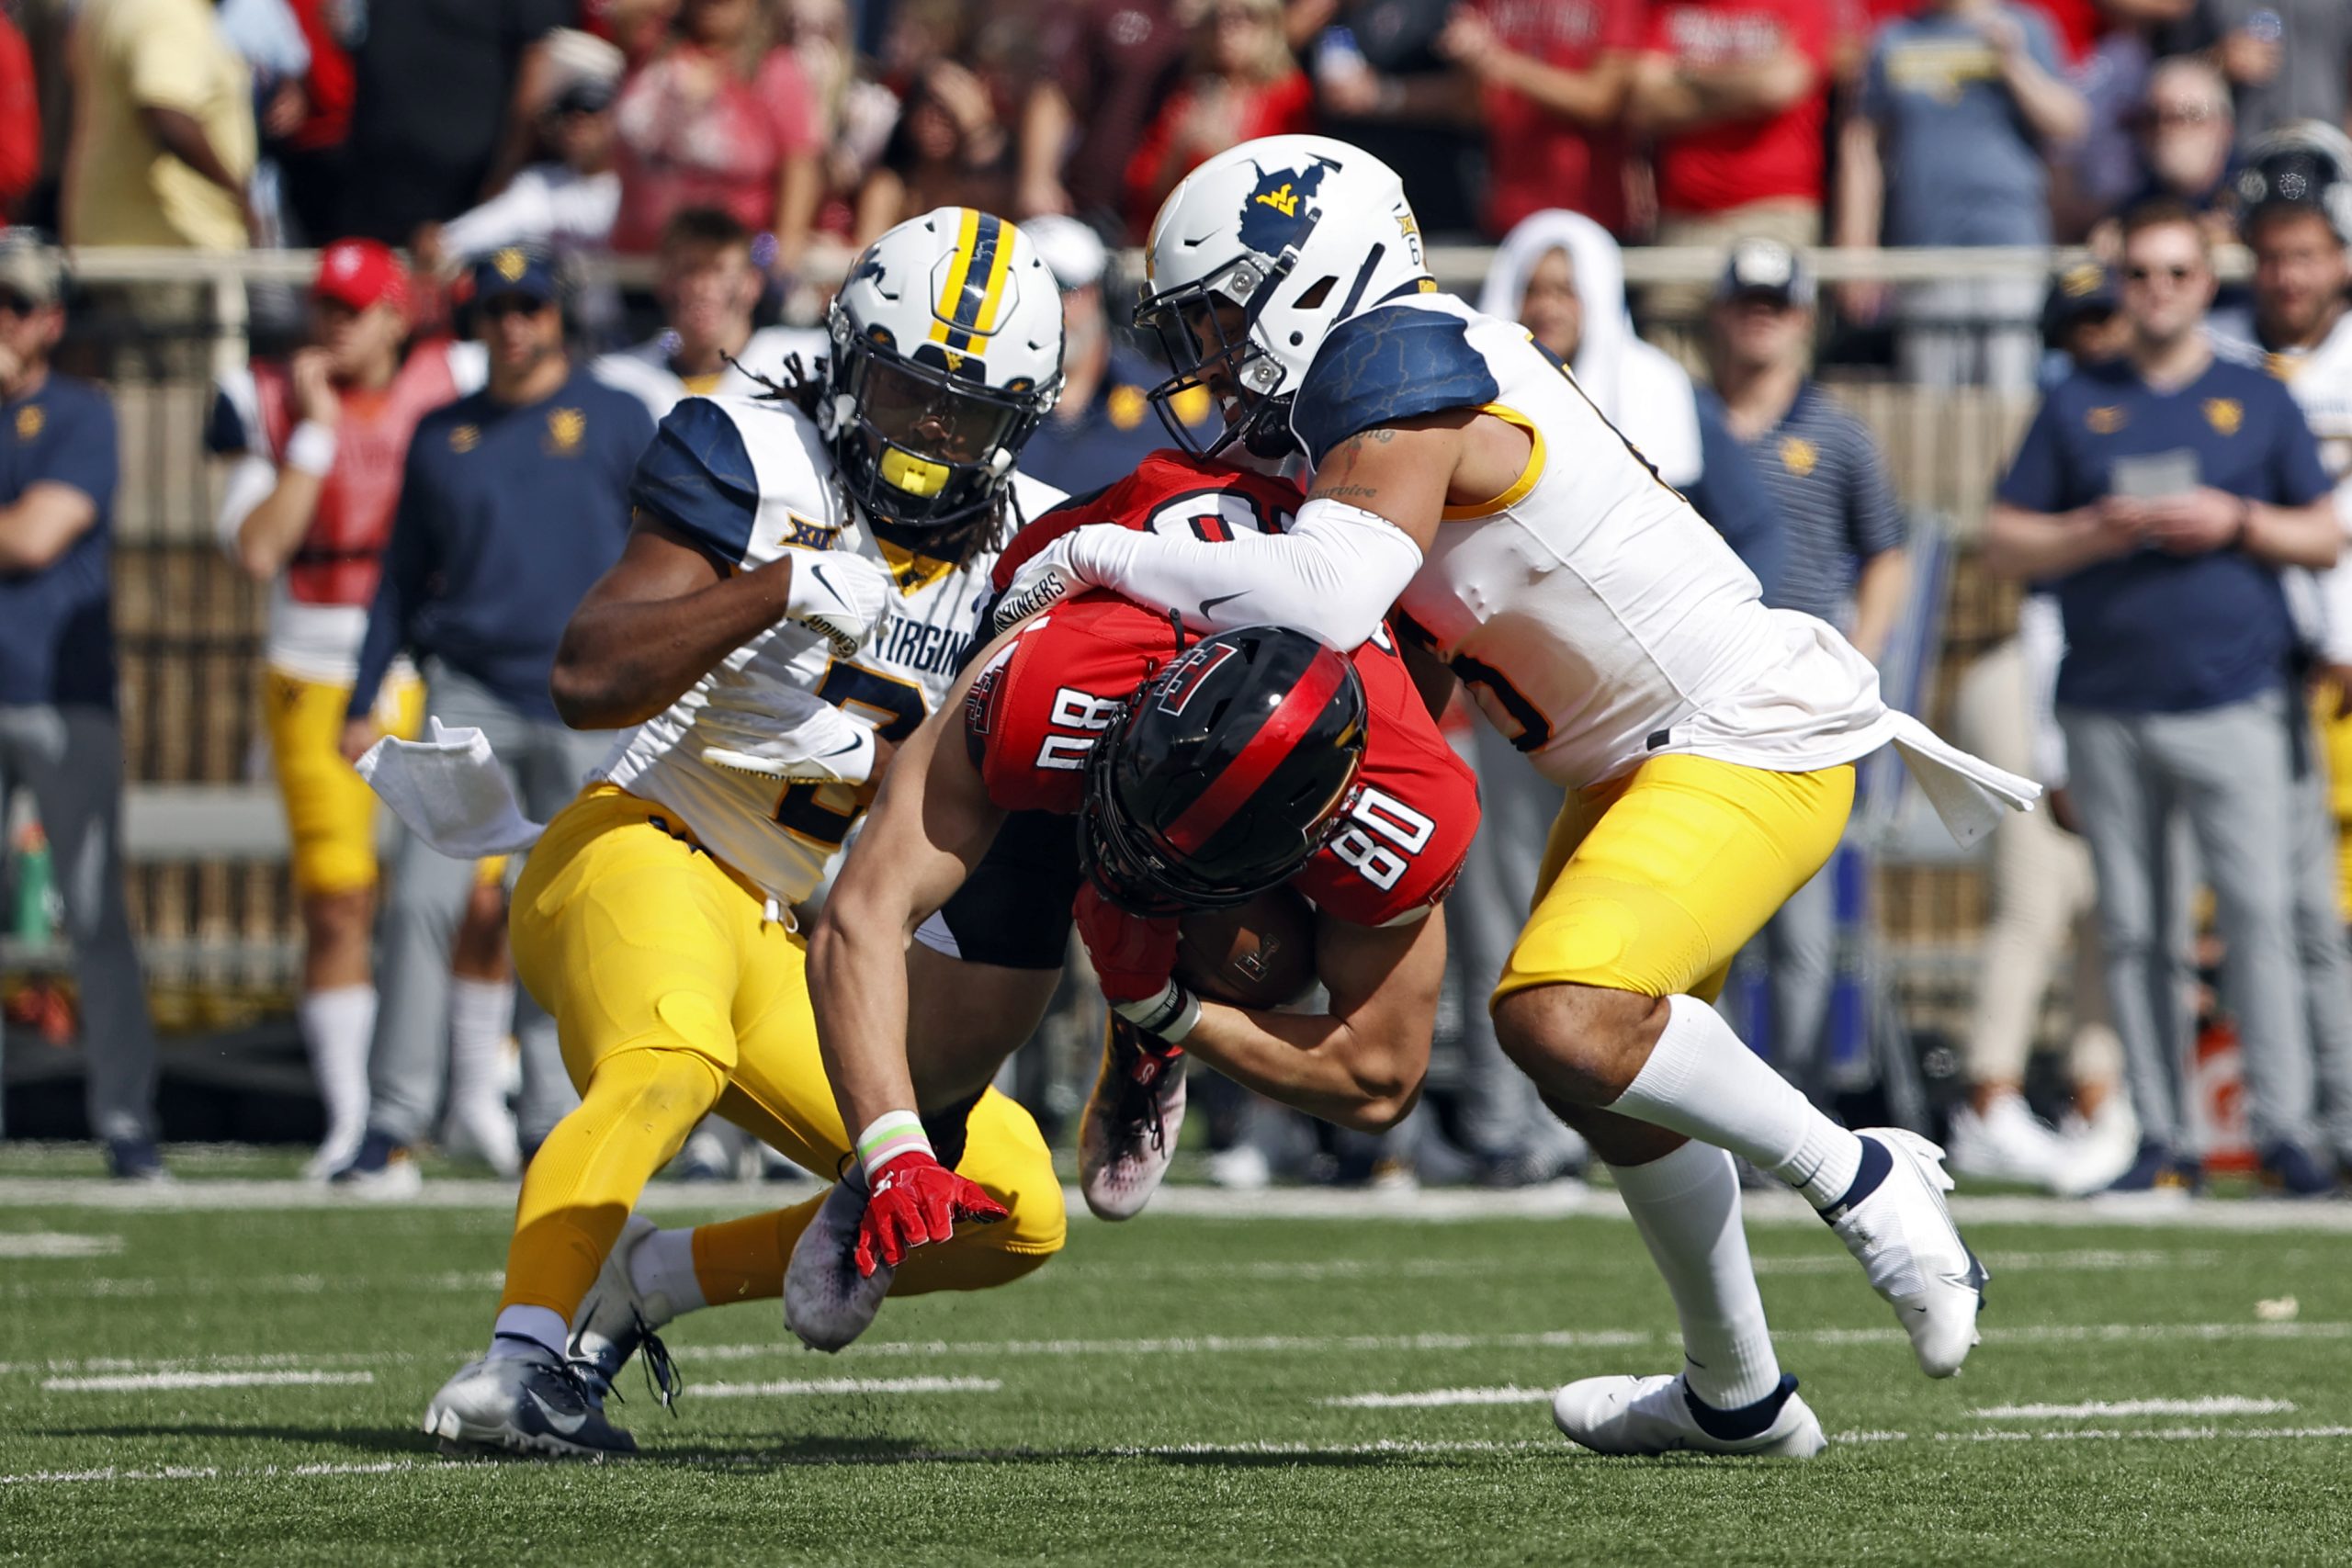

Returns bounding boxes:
[0,1168,2346,1566]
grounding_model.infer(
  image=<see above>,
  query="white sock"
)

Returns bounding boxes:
[446,977,514,1112]
[488,1303,568,1359]
[628,1226,707,1320]
[298,984,375,1149]
[1611,994,1863,1209]
[1610,1139,1781,1410]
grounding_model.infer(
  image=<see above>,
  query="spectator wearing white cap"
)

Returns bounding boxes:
[419,36,625,274]
[1014,215,1217,497]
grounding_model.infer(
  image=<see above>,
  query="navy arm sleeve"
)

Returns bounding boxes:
[347,434,435,721]
[1290,307,1501,465]
[1687,393,1788,604]
[204,382,253,457]
[628,398,761,570]
[31,387,119,517]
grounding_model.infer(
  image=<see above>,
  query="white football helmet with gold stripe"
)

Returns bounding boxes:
[823,208,1064,544]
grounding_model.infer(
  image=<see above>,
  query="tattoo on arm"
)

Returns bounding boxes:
[1318,484,1381,503]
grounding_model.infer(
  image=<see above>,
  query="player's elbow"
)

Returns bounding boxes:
[1339,1049,1426,1134]
[549,635,651,731]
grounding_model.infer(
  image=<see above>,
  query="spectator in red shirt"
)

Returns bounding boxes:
[1434,0,1643,239]
[1630,0,1833,329]
[1124,0,1315,234]
[608,0,822,271]
[0,6,36,219]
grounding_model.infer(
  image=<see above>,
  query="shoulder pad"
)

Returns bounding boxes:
[1292,306,1501,465]
[629,397,760,569]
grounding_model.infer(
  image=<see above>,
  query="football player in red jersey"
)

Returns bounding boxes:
[560,453,1481,1386]
[786,453,1481,1347]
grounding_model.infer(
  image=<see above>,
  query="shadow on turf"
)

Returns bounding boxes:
[32,1422,423,1457]
[28,1426,1717,1472]
[632,1436,1494,1471]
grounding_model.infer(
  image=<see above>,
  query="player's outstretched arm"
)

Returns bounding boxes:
[807,648,1012,1269]
[1182,908,1446,1134]
[999,412,1531,650]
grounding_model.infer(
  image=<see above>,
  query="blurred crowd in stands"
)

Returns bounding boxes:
[3,0,2348,323]
[8,0,2352,1201]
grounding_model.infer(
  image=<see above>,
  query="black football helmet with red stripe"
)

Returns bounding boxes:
[1081,626,1368,914]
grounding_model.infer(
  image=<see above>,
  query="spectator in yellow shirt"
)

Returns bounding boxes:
[63,0,255,250]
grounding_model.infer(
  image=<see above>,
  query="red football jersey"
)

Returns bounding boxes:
[967,591,1477,927]
[992,450,1305,595]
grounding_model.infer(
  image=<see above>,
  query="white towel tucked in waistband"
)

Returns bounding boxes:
[356,718,546,859]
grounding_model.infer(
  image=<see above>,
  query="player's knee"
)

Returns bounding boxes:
[1492,983,1669,1107]
[582,1046,728,1143]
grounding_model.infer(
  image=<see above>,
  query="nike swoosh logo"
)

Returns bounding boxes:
[819,738,862,757]
[523,1389,588,1436]
[808,563,841,602]
[1200,592,1245,615]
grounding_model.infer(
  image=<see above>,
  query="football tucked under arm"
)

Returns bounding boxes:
[1174,888,1321,1010]
[1169,899,1446,1134]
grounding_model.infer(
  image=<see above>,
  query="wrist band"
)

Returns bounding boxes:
[285,421,338,478]
[855,1110,933,1183]
[1111,980,1202,1044]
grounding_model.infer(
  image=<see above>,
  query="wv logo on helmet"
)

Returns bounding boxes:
[1238,160,1337,254]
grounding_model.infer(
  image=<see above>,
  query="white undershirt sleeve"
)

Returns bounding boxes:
[1066,498,1424,652]
[214,453,279,559]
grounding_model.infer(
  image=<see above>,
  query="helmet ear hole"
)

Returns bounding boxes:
[1292,276,1338,310]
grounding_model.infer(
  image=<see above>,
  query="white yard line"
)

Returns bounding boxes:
[6,1176,2352,1234]
[7,1318,2347,1381]
[42,1370,375,1393]
[8,1424,2352,1490]
[0,1232,121,1258]
[1941,1425,2352,1444]
[1324,1387,1551,1409]
[1970,1396,2296,1419]
[5,1270,504,1303]
[694,1375,1001,1398]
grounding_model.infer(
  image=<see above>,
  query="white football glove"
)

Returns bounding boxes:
[782,547,892,658]
[695,684,880,784]
[991,536,1083,633]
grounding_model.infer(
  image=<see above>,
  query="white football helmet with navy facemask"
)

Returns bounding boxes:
[823,208,1065,544]
[1135,136,1429,459]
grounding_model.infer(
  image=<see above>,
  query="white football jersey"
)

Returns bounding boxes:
[593,324,831,423]
[598,393,1065,905]
[1335,295,1889,790]
[2215,306,2352,661]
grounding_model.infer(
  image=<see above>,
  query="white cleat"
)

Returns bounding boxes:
[567,1215,683,1407]
[784,1179,891,1352]
[1944,1094,2064,1188]
[441,1099,522,1179]
[1824,1129,1988,1378]
[1078,1020,1187,1221]
[421,1339,637,1461]
[1551,1373,1826,1458]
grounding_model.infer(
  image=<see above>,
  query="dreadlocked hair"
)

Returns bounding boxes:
[733,349,1027,570]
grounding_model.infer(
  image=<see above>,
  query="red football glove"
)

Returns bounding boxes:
[854,1150,1008,1277]
[1074,880,1180,1003]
